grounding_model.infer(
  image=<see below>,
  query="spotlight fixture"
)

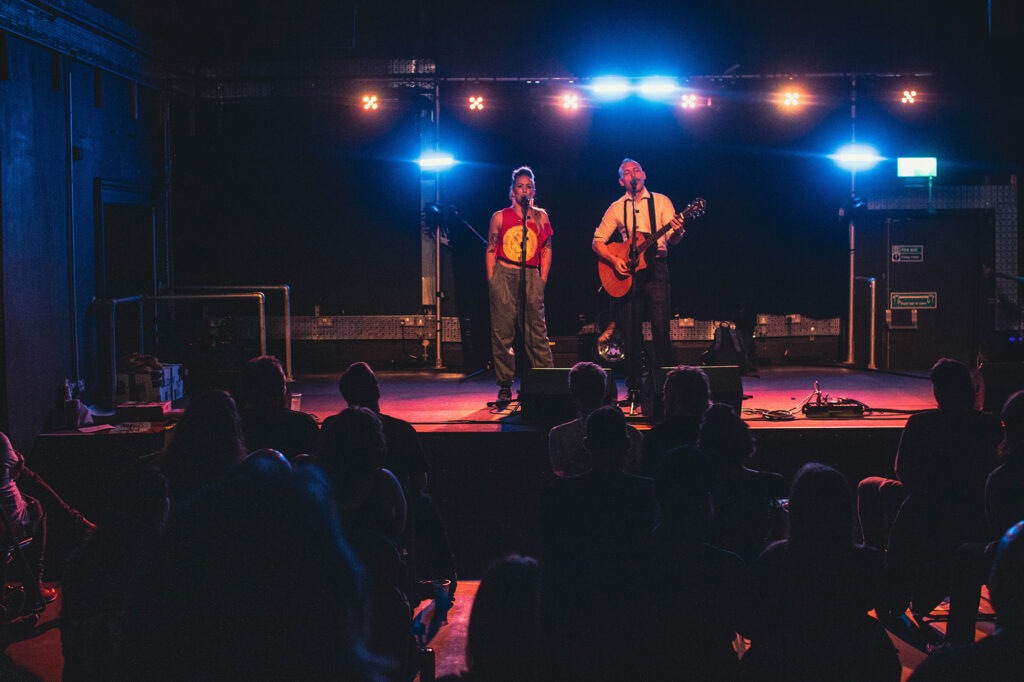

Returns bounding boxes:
[561,92,580,109]
[417,152,456,171]
[900,89,917,104]
[638,76,678,100]
[468,95,485,111]
[831,143,883,172]
[591,76,631,99]
[362,94,379,110]
[782,90,801,107]
[679,91,711,109]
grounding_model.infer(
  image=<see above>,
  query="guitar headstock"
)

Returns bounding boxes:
[682,197,707,219]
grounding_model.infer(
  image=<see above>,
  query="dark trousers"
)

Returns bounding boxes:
[612,258,671,415]
[946,541,996,645]
[857,476,907,550]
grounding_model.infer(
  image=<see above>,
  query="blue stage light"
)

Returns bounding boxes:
[831,143,883,172]
[637,76,678,100]
[590,76,631,100]
[417,152,456,170]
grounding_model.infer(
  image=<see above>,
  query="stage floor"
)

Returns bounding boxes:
[292,363,936,432]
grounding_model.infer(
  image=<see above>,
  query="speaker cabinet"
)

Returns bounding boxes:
[688,365,744,412]
[519,367,614,422]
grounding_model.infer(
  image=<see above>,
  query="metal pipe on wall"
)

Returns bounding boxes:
[64,57,80,384]
[97,292,267,408]
[169,286,291,380]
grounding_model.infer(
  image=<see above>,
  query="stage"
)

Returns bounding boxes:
[286,363,936,576]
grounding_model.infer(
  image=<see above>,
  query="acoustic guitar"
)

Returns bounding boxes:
[597,197,707,298]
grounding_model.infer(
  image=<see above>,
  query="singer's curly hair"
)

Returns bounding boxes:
[508,165,535,200]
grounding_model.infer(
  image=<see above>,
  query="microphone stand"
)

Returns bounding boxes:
[625,181,642,415]
[517,200,530,395]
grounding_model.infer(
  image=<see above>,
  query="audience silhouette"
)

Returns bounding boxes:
[859,358,1001,617]
[547,361,642,477]
[0,431,56,613]
[911,520,1024,680]
[939,389,1024,647]
[640,447,749,680]
[540,405,657,681]
[699,403,787,563]
[637,365,711,477]
[316,406,417,679]
[743,462,901,681]
[438,554,540,682]
[150,389,248,505]
[235,354,319,458]
[122,454,387,680]
[330,361,457,597]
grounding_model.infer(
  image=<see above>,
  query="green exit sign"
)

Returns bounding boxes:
[891,292,937,309]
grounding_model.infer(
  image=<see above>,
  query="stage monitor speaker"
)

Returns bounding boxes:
[519,367,614,422]
[979,361,1024,413]
[663,365,744,412]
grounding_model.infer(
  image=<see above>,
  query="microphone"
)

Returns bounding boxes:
[630,177,638,194]
[519,195,530,216]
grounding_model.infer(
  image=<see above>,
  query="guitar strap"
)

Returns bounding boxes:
[619,193,659,245]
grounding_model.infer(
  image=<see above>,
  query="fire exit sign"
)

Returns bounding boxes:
[892,245,924,262]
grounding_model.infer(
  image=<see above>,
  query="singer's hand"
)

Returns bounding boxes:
[613,256,630,276]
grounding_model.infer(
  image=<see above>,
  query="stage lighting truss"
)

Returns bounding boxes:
[468,95,485,111]
[362,94,379,110]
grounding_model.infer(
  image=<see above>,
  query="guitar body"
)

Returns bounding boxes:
[596,197,706,299]
[598,239,652,298]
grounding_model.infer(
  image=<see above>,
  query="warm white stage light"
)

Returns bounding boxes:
[901,89,917,104]
[362,94,379,110]
[468,96,484,110]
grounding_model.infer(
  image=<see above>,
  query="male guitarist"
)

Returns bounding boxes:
[592,158,685,417]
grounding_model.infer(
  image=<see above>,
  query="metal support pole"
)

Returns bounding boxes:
[172,285,292,380]
[868,276,877,369]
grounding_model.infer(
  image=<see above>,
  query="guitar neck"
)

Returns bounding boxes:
[634,209,689,255]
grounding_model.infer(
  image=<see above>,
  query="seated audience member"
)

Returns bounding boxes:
[329,362,457,592]
[698,403,787,563]
[122,455,385,680]
[0,431,56,613]
[637,365,711,477]
[937,389,1024,648]
[856,356,999,557]
[743,462,900,681]
[910,521,1024,680]
[437,555,540,682]
[641,449,749,681]
[317,407,417,678]
[151,389,248,505]
[547,361,642,477]
[540,405,657,681]
[235,354,319,459]
[61,466,169,681]
[860,358,1001,616]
